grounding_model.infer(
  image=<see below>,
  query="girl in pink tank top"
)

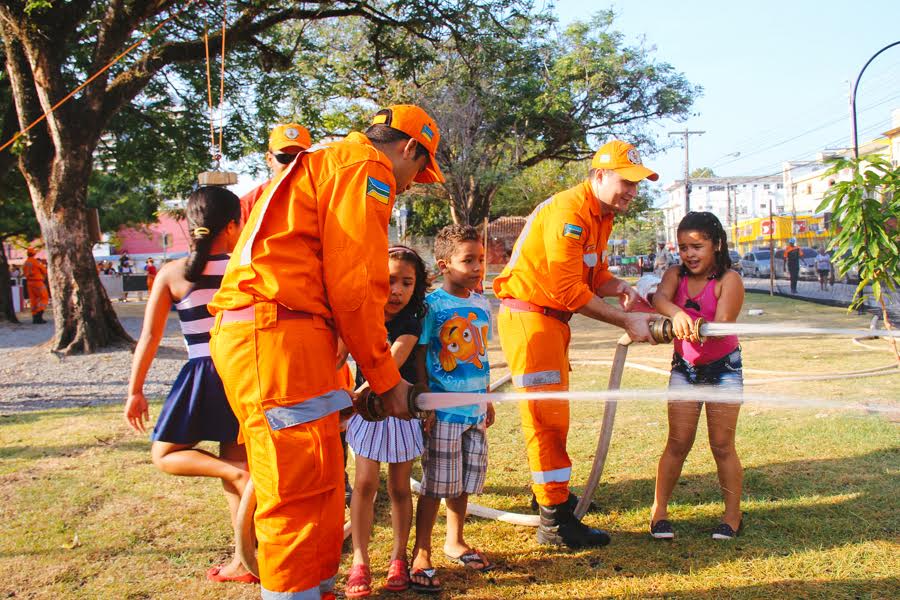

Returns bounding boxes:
[650,211,746,541]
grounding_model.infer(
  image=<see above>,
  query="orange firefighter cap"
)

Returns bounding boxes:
[26,247,36,256]
[268,123,312,154]
[591,140,659,182]
[370,105,444,184]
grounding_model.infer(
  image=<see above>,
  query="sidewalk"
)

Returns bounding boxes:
[742,276,900,321]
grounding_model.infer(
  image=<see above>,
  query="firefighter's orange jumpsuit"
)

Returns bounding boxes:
[493,180,614,507]
[208,132,401,598]
[22,254,49,315]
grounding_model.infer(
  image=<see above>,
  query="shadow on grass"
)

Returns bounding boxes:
[595,577,900,599]
[431,544,900,599]
[472,448,897,570]
[0,438,148,460]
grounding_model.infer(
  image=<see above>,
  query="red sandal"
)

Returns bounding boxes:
[345,563,372,599]
[384,558,410,592]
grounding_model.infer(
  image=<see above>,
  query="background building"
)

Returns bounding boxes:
[661,176,785,247]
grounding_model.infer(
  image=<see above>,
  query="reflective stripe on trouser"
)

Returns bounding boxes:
[497,306,573,506]
[210,305,346,596]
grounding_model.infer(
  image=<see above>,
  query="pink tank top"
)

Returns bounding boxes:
[673,276,739,365]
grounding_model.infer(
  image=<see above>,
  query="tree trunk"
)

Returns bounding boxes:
[0,243,18,323]
[28,159,133,354]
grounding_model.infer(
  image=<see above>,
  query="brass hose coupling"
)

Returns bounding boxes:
[354,384,428,422]
[649,318,675,344]
[647,317,707,344]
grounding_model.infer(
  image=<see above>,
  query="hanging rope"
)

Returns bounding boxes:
[202,2,229,168]
[0,0,203,156]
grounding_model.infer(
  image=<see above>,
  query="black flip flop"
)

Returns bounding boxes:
[446,548,495,573]
[409,567,442,593]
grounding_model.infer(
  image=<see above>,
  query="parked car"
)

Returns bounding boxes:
[774,246,819,279]
[728,250,742,274]
[740,250,772,277]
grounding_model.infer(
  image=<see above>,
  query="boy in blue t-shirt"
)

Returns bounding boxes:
[410,224,495,591]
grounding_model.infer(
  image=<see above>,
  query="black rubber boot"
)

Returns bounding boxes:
[33,311,46,324]
[531,491,597,513]
[537,499,611,548]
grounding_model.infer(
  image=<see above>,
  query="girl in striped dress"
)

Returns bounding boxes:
[344,246,428,598]
[124,187,256,584]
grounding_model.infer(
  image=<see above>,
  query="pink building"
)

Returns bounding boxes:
[6,214,190,264]
[115,213,190,256]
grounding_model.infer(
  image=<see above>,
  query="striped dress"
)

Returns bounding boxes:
[346,313,424,463]
[151,254,240,444]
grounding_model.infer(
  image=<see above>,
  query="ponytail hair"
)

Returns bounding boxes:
[677,211,731,279]
[184,186,240,282]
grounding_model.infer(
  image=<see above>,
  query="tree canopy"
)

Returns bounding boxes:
[283,9,699,225]
[0,0,534,352]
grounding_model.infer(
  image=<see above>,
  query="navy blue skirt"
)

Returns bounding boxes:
[151,356,240,444]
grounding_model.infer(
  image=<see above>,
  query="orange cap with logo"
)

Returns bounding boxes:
[268,123,312,153]
[591,140,659,182]
[370,105,444,184]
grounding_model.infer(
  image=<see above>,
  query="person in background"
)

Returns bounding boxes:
[815,247,831,291]
[239,123,313,227]
[783,238,801,294]
[144,258,158,296]
[22,247,49,324]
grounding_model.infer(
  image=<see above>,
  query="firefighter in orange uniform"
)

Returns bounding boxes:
[239,123,312,227]
[208,105,443,600]
[493,140,658,548]
[22,247,49,324]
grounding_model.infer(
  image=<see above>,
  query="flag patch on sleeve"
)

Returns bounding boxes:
[562,223,583,240]
[366,176,391,204]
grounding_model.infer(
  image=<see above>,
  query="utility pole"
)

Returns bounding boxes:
[725,182,733,249]
[668,128,705,214]
[768,192,775,296]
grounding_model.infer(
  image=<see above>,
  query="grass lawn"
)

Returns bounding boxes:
[1,295,898,599]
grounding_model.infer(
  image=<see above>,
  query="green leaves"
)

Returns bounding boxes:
[819,155,900,323]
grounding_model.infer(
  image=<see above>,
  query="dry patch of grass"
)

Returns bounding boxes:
[1,295,898,599]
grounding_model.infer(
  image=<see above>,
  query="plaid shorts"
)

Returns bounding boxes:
[420,418,488,498]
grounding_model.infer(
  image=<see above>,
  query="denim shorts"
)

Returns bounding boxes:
[669,348,743,390]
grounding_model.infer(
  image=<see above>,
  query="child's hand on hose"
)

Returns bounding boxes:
[672,311,694,341]
[422,411,436,435]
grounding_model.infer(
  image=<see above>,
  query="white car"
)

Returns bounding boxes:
[740,250,772,277]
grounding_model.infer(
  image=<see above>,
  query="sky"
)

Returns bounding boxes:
[234,1,900,200]
[550,0,900,196]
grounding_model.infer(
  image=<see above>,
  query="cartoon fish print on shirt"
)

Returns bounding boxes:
[438,312,488,372]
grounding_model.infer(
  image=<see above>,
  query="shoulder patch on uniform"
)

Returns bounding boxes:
[562,223,583,240]
[366,176,391,204]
